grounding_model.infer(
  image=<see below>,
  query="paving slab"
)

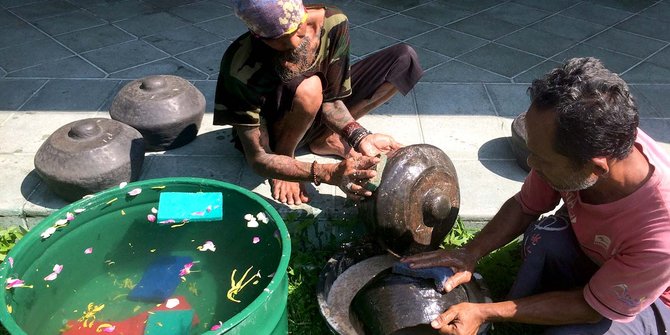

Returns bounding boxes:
[453,158,525,221]
[418,115,513,160]
[0,154,40,216]
[415,83,497,116]
[0,79,47,110]
[0,111,98,154]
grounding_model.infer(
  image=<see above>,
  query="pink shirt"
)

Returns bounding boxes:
[514,129,670,322]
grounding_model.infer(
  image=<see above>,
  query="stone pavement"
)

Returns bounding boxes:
[1,0,670,228]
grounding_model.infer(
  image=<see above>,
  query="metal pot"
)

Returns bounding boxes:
[109,75,205,151]
[34,118,145,202]
[317,243,492,335]
[358,144,460,255]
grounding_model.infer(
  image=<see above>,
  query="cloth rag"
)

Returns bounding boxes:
[392,262,454,292]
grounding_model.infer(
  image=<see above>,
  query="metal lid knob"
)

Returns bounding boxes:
[68,120,102,139]
[139,76,167,91]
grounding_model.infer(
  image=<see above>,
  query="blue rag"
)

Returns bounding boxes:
[392,262,454,292]
[128,256,193,303]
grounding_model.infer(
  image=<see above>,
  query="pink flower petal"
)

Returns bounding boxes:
[151,207,158,214]
[206,205,212,213]
[53,264,63,274]
[5,278,25,289]
[159,219,175,225]
[210,322,223,331]
[119,182,128,188]
[44,272,58,281]
[66,212,75,221]
[97,324,116,333]
[8,257,13,269]
[147,214,156,222]
[84,248,93,254]
[252,236,261,244]
[191,211,205,216]
[127,188,142,196]
[179,262,194,277]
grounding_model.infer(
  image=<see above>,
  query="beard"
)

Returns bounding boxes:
[274,36,314,82]
[549,167,598,192]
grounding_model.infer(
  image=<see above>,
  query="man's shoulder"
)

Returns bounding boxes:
[221,33,272,85]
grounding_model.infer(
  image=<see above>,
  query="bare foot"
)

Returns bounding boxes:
[308,132,349,158]
[270,179,310,205]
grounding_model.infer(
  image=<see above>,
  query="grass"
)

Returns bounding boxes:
[0,214,533,335]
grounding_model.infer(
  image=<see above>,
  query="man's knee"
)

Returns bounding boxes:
[293,75,323,117]
[523,215,575,259]
[387,43,419,69]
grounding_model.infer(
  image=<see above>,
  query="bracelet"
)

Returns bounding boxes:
[310,160,321,186]
[342,121,362,140]
[350,128,372,151]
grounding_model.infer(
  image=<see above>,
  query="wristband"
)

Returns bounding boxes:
[350,128,372,151]
[342,121,363,140]
[310,160,321,186]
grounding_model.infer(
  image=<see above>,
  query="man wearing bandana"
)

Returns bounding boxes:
[214,0,423,205]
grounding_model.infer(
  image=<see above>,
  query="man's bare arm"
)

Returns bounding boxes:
[321,100,354,133]
[235,125,322,182]
[489,290,602,325]
[465,197,538,260]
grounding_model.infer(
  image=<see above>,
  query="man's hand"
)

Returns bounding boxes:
[400,248,477,293]
[357,133,401,157]
[329,155,380,200]
[432,302,485,335]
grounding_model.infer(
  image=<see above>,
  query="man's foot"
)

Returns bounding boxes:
[308,132,350,158]
[270,179,310,205]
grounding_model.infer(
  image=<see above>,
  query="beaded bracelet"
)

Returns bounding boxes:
[310,160,321,186]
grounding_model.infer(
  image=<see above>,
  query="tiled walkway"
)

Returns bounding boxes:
[1,0,670,226]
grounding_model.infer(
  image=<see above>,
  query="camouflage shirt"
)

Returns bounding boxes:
[213,5,351,126]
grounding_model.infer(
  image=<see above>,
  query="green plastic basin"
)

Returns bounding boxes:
[0,177,290,335]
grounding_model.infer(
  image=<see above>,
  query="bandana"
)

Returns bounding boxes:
[233,0,307,39]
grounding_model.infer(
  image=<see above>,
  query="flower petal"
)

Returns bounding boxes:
[41,227,57,239]
[44,272,58,281]
[210,322,223,331]
[8,257,13,269]
[54,219,69,228]
[252,236,261,244]
[96,324,116,333]
[84,248,93,254]
[127,188,142,196]
[119,182,128,188]
[66,212,75,221]
[151,207,158,214]
[53,264,63,274]
[244,214,254,221]
[165,298,180,309]
[5,278,24,289]
[247,220,259,228]
[256,212,269,223]
[74,208,86,214]
[147,214,156,223]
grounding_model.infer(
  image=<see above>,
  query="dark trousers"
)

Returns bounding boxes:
[509,215,670,335]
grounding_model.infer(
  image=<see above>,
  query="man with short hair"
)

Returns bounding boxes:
[214,0,423,205]
[403,57,670,335]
